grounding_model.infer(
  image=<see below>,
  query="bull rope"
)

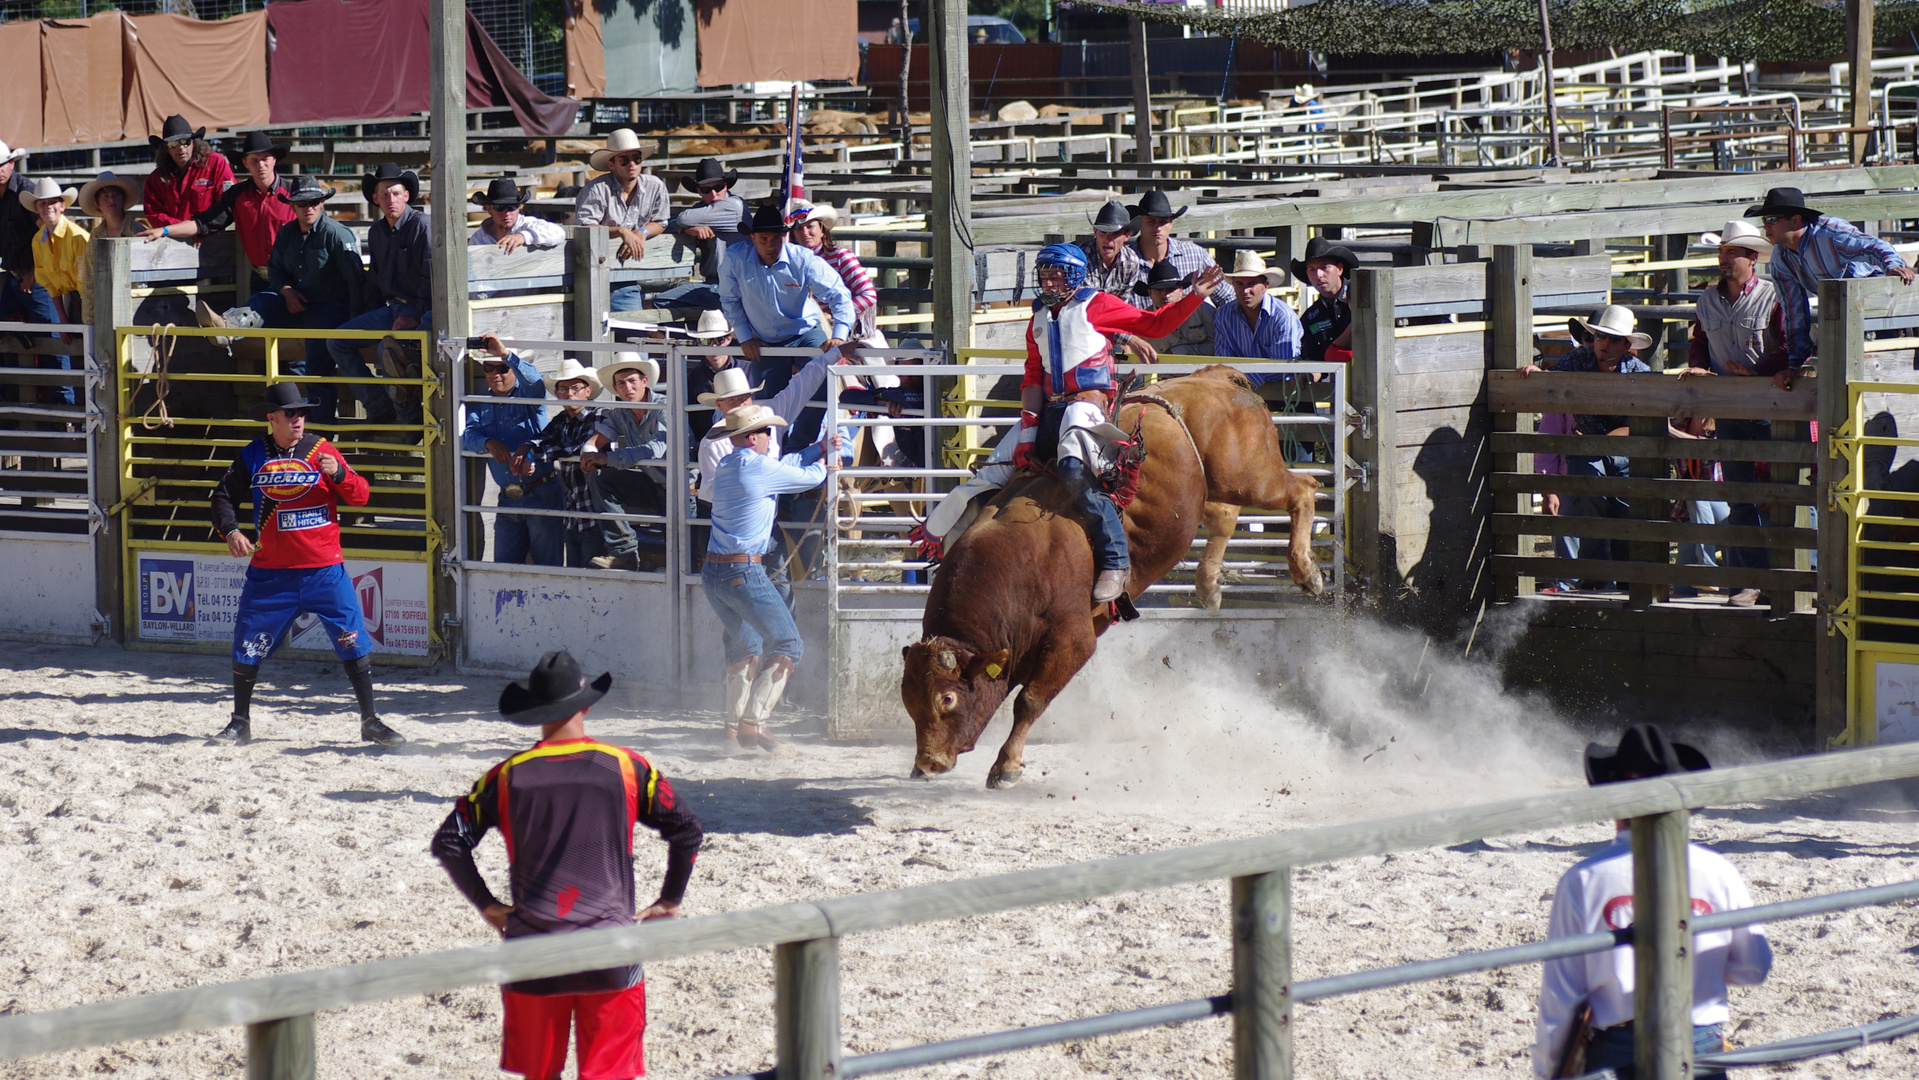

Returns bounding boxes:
[137,323,178,430]
[1118,390,1206,494]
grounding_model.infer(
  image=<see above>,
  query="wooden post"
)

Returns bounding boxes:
[774,937,841,1080]
[1232,870,1293,1080]
[569,226,610,342]
[92,238,131,642]
[1129,11,1153,172]
[1490,246,1533,602]
[1631,808,1694,1080]
[1770,412,1811,618]
[429,0,470,664]
[925,0,973,354]
[1817,279,1862,746]
[1271,225,1308,274]
[246,1014,315,1080]
[1349,267,1398,610]
[1847,0,1876,164]
[1625,412,1668,609]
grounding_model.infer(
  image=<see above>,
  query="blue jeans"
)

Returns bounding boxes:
[324,302,431,426]
[1679,499,1731,568]
[591,467,665,558]
[1,274,71,405]
[245,290,349,423]
[610,284,647,312]
[703,559,805,664]
[1058,457,1130,571]
[650,281,722,311]
[1585,1022,1725,1080]
[750,325,832,445]
[493,477,565,567]
[1717,418,1771,570]
[1566,453,1629,565]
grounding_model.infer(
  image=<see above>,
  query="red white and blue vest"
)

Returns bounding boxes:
[1032,288,1116,398]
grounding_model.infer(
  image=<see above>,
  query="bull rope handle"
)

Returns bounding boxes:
[137,322,177,430]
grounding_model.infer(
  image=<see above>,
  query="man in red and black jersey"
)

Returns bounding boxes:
[433,651,703,1080]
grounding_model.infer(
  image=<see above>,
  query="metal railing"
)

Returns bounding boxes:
[6,743,1919,1080]
[0,319,97,535]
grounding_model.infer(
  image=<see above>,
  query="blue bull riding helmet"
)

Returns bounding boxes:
[1035,242,1088,301]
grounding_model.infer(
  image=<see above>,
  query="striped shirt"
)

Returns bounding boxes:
[1770,216,1907,363]
[1079,241,1147,298]
[1214,292,1303,387]
[814,242,878,340]
[1132,236,1233,308]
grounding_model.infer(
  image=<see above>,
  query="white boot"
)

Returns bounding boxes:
[739,656,793,753]
[721,658,756,753]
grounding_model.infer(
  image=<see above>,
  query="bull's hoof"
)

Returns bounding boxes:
[910,766,929,780]
[986,767,1022,789]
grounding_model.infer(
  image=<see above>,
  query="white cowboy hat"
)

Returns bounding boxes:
[550,356,603,398]
[697,366,764,406]
[787,200,838,228]
[600,351,661,386]
[1221,249,1287,288]
[688,308,731,339]
[589,128,646,171]
[1699,219,1773,261]
[720,402,788,438]
[78,171,141,218]
[0,140,26,166]
[19,177,78,213]
[1572,305,1654,350]
[1290,83,1319,104]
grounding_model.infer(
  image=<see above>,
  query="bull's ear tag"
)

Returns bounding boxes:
[985,662,1003,679]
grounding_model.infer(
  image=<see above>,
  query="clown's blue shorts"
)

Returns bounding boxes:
[231,563,373,665]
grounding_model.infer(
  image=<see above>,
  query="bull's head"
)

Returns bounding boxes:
[900,637,1012,778]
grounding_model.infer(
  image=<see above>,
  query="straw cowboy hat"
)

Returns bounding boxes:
[589,128,646,171]
[1087,200,1135,234]
[1584,724,1710,786]
[1700,219,1772,260]
[362,162,419,203]
[600,351,661,386]
[688,308,731,339]
[78,171,141,217]
[499,651,612,726]
[1289,83,1319,105]
[720,402,788,438]
[0,140,28,167]
[550,356,603,398]
[1572,305,1654,350]
[1291,236,1359,281]
[698,366,764,405]
[1744,186,1822,222]
[679,157,739,193]
[150,114,204,149]
[1222,249,1287,288]
[19,177,78,212]
[786,200,838,228]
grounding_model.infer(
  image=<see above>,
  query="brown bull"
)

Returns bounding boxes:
[902,365,1322,788]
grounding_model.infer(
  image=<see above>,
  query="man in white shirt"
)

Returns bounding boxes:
[468,179,565,253]
[1533,725,1772,1079]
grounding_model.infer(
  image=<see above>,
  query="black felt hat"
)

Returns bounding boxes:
[236,130,291,160]
[1584,724,1711,786]
[150,114,204,150]
[749,202,790,233]
[680,157,740,194]
[1087,199,1135,234]
[471,178,529,208]
[1291,236,1360,282]
[499,651,613,726]
[250,381,312,420]
[1132,258,1194,295]
[1744,186,1822,222]
[362,162,420,203]
[1125,190,1187,221]
[277,175,335,205]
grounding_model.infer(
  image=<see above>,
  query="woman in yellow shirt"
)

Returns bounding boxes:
[20,177,86,407]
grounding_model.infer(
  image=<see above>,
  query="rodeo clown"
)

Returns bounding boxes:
[207,381,405,747]
[926,244,1220,603]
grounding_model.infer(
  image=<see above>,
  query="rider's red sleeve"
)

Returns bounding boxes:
[1085,290,1206,340]
[1022,322,1043,390]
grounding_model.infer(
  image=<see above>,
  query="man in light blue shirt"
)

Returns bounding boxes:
[458,333,560,565]
[720,203,855,404]
[704,403,840,754]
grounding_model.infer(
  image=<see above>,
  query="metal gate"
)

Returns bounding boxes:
[0,318,103,643]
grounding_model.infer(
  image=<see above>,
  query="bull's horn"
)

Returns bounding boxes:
[935,649,958,671]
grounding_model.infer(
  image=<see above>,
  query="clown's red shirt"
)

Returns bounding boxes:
[209,435,369,569]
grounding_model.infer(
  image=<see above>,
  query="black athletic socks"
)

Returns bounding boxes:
[232,662,260,719]
[344,654,377,720]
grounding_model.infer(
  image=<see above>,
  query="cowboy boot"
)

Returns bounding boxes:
[721,657,758,753]
[380,336,421,406]
[740,656,794,752]
[1058,457,1131,603]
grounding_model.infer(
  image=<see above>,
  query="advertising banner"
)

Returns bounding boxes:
[134,552,430,657]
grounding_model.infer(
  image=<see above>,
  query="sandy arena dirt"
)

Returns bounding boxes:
[3,622,1919,1080]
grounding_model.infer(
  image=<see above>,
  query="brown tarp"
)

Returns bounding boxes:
[41,14,125,145]
[266,0,432,124]
[564,0,606,99]
[0,22,40,149]
[694,0,857,88]
[464,10,578,137]
[123,11,271,142]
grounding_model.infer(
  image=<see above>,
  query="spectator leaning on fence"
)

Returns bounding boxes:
[140,131,296,276]
[655,157,748,312]
[1293,237,1357,364]
[511,358,610,568]
[23,178,84,408]
[142,114,233,228]
[470,178,565,253]
[461,333,562,567]
[721,202,855,412]
[433,650,702,1080]
[1532,724,1771,1080]
[1080,199,1147,299]
[1128,190,1235,309]
[1747,186,1915,371]
[326,163,432,430]
[575,128,670,313]
[0,141,69,410]
[1134,259,1215,356]
[1677,218,1789,602]
[584,352,669,572]
[78,171,141,240]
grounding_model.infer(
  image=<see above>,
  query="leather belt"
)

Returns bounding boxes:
[706,552,760,564]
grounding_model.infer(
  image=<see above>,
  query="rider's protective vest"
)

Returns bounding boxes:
[1031,288,1115,398]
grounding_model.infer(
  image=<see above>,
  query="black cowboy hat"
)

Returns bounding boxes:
[149,114,205,150]
[1132,258,1194,295]
[277,175,336,205]
[679,157,740,194]
[749,202,790,233]
[1584,724,1711,786]
[1744,186,1822,222]
[499,650,613,726]
[1125,190,1187,221]
[235,130,291,160]
[470,177,529,208]
[1087,199,1135,234]
[362,162,420,203]
[250,381,312,420]
[1291,236,1359,281]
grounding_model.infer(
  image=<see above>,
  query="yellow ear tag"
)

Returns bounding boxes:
[984,662,1003,679]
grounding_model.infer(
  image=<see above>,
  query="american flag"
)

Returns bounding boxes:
[779,86,804,222]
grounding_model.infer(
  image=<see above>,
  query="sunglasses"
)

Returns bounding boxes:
[274,407,310,419]
[481,363,511,375]
[1761,216,1785,225]
[610,154,643,167]
[556,381,592,394]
